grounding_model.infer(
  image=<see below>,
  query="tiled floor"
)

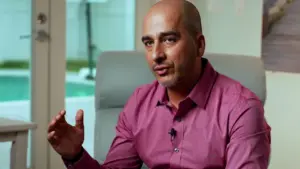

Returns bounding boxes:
[264,71,300,169]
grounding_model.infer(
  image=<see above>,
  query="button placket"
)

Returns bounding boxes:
[175,116,182,122]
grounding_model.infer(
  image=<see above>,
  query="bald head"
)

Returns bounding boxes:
[148,0,202,36]
[142,0,206,89]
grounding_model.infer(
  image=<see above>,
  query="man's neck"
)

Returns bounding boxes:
[167,68,202,108]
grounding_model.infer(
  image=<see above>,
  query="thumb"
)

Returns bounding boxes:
[75,109,84,129]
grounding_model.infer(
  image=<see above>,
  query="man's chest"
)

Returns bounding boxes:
[133,106,229,168]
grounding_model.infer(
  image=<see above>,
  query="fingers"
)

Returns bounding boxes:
[56,110,67,123]
[48,110,68,145]
[48,110,67,133]
[47,130,59,145]
[75,109,84,129]
[48,109,83,143]
[48,109,84,146]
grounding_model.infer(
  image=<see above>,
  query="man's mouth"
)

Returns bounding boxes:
[153,65,169,76]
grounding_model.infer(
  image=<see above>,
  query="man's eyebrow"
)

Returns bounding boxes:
[141,31,180,42]
[141,35,151,42]
[160,30,180,37]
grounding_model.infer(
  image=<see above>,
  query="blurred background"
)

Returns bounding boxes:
[0,0,299,169]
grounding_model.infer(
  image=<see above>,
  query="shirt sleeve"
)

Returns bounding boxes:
[63,88,143,169]
[225,97,271,169]
[63,148,105,169]
[101,109,143,168]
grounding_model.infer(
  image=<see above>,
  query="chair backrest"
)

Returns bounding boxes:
[93,51,266,164]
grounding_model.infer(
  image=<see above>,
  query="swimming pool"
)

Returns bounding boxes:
[0,75,95,102]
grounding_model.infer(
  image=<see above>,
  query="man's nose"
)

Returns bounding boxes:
[152,44,166,63]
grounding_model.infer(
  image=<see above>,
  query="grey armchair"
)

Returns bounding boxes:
[93,51,266,167]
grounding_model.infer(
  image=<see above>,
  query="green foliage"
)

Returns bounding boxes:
[0,59,95,72]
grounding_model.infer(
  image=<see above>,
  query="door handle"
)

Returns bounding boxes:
[20,30,50,42]
[20,13,49,42]
[35,30,50,42]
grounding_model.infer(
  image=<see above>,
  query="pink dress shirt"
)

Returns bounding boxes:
[64,59,271,169]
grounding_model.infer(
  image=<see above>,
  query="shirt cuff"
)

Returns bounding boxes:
[62,148,95,169]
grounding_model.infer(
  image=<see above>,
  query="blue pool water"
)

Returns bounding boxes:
[0,75,95,102]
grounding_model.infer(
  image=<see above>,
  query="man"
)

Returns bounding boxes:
[48,0,271,168]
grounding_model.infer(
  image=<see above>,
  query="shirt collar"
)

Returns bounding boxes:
[155,58,218,108]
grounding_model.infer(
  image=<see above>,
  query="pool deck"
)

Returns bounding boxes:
[0,69,95,85]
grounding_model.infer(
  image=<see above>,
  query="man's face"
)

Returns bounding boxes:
[142,10,199,87]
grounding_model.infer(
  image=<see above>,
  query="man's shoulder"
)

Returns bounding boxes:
[214,73,262,106]
[134,80,160,98]
[215,74,269,138]
[122,80,160,123]
[125,80,160,109]
[212,73,265,129]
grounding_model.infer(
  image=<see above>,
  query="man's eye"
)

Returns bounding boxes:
[144,41,153,47]
[164,37,176,44]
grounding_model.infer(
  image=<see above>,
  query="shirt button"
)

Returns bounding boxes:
[174,148,180,152]
[175,117,182,122]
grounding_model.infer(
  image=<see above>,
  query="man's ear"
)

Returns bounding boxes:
[196,34,205,57]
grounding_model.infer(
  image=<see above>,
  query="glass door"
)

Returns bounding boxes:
[0,0,51,169]
[63,0,136,158]
[48,0,153,168]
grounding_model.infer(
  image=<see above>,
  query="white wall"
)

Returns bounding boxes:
[195,0,263,57]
